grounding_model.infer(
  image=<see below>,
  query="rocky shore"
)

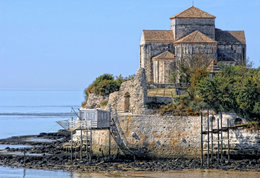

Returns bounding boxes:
[0,130,260,173]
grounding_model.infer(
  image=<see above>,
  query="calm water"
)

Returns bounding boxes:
[0,89,82,177]
[0,89,82,139]
[0,89,259,177]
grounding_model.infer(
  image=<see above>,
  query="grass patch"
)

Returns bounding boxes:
[147,88,177,97]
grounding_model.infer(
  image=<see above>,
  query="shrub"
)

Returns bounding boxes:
[83,73,134,104]
[101,100,108,107]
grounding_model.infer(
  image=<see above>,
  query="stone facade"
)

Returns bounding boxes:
[140,6,246,83]
[140,42,175,83]
[90,113,260,158]
[106,68,148,114]
[171,18,215,40]
[174,43,217,61]
[85,93,108,110]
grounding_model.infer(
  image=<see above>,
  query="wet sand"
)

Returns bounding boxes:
[75,169,260,178]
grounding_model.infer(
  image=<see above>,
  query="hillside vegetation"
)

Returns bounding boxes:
[157,63,260,122]
[82,74,134,107]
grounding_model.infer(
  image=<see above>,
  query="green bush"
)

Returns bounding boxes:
[101,100,108,107]
[83,73,134,104]
[197,65,260,121]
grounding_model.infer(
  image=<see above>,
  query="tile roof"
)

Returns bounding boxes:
[152,51,175,60]
[142,30,174,43]
[174,30,217,44]
[170,6,215,19]
[215,29,246,43]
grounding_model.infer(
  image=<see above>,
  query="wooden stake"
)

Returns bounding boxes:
[80,129,83,160]
[108,106,111,159]
[211,116,214,163]
[227,119,230,163]
[220,112,223,162]
[86,129,89,159]
[207,108,210,167]
[200,111,203,166]
[89,129,92,163]
[70,131,73,162]
[217,118,220,164]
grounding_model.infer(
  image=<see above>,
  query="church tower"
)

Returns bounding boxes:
[170,6,216,40]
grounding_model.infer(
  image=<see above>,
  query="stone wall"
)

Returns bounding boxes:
[171,18,215,40]
[92,114,201,158]
[84,93,108,110]
[147,96,172,104]
[106,68,148,114]
[152,59,176,84]
[140,43,174,83]
[217,43,246,65]
[175,43,217,60]
[89,113,260,158]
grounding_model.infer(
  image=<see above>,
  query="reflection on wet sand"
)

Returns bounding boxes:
[74,169,260,178]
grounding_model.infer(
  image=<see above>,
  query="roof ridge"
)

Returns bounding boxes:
[152,51,175,60]
[143,30,172,31]
[174,30,217,44]
[170,6,215,19]
[142,30,175,43]
[192,30,199,42]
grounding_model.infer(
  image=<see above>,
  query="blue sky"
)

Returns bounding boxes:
[0,0,259,90]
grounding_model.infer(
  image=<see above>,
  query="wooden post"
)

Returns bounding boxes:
[211,116,214,163]
[80,129,83,160]
[86,129,89,159]
[200,111,203,166]
[89,129,92,163]
[70,131,73,162]
[23,150,26,166]
[108,105,111,159]
[227,119,230,163]
[220,112,223,162]
[108,128,111,159]
[207,108,210,167]
[217,118,220,164]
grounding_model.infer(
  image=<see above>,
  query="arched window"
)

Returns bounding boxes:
[124,92,130,112]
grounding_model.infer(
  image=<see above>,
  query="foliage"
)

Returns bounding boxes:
[170,54,211,84]
[197,65,260,121]
[100,99,108,107]
[84,73,135,98]
[158,56,259,121]
[246,121,260,131]
[154,94,200,116]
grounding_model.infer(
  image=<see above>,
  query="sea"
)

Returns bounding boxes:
[0,89,259,178]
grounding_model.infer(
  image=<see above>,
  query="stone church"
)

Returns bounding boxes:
[140,6,246,84]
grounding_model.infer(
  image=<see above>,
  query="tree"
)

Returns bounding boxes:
[197,65,260,121]
[170,54,212,84]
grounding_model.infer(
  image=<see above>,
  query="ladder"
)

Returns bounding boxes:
[110,116,135,157]
[85,128,92,161]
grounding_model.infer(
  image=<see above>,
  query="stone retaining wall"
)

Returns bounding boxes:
[90,113,260,158]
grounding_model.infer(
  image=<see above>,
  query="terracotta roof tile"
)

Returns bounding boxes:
[174,30,217,44]
[215,29,246,43]
[170,6,215,19]
[152,51,175,60]
[142,30,174,43]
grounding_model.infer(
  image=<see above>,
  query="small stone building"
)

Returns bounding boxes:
[140,6,246,83]
[152,51,176,84]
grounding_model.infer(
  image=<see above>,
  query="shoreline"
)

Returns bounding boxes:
[0,130,260,173]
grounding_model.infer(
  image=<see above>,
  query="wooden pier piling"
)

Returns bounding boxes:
[200,111,203,166]
[207,109,210,167]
